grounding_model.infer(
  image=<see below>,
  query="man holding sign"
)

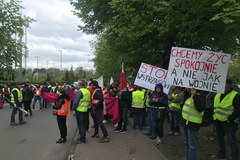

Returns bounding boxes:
[167,47,233,159]
[181,88,206,160]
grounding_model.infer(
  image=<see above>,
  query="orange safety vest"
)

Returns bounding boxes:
[34,88,42,96]
[57,98,70,116]
[91,88,100,104]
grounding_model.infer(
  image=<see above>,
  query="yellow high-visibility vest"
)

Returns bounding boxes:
[11,88,23,103]
[132,90,144,109]
[76,88,90,112]
[169,93,181,110]
[213,90,238,122]
[182,97,204,124]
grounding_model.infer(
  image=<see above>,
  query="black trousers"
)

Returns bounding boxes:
[42,100,48,108]
[85,110,89,131]
[23,101,32,115]
[57,115,67,139]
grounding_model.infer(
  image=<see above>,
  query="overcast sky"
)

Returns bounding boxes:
[21,0,95,70]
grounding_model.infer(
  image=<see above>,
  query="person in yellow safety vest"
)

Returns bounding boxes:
[72,80,91,144]
[2,84,11,107]
[143,89,157,139]
[168,86,183,136]
[53,86,70,143]
[212,79,240,160]
[56,85,61,94]
[47,81,52,93]
[132,86,145,130]
[10,83,26,126]
[181,88,205,160]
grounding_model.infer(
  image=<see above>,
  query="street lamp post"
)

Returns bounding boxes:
[24,26,28,81]
[19,37,23,83]
[58,50,62,71]
[46,60,49,78]
[35,56,40,80]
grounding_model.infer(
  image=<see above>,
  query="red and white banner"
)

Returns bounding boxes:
[134,62,170,93]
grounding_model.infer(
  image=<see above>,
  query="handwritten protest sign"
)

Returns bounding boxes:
[167,47,231,93]
[134,63,170,93]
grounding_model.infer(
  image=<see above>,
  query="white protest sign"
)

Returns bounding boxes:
[167,47,231,93]
[134,63,170,94]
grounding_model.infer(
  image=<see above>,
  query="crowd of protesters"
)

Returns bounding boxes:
[0,78,239,160]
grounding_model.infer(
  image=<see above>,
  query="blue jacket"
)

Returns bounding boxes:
[149,83,168,108]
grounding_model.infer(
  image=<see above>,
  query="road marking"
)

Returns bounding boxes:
[68,154,75,160]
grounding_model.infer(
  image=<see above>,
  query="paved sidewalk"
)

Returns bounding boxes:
[72,118,167,160]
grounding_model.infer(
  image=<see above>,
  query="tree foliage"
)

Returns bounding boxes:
[211,0,240,24]
[70,0,113,34]
[71,0,240,81]
[74,66,94,81]
[0,0,34,80]
[228,63,240,83]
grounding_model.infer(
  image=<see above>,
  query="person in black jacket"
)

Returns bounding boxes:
[22,84,34,116]
[113,87,131,133]
[181,88,206,160]
[41,83,50,109]
[91,80,110,143]
[53,86,70,143]
[149,83,168,144]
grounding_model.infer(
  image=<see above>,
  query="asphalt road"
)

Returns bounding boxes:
[0,103,167,160]
[0,104,76,160]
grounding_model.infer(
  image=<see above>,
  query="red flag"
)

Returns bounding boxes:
[104,94,119,124]
[42,92,58,103]
[0,98,2,109]
[120,63,127,91]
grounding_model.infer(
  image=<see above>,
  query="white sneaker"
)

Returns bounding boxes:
[155,137,162,145]
[155,137,160,143]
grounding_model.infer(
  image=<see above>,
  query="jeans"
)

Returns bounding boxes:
[117,107,128,131]
[93,108,108,137]
[214,120,238,160]
[183,126,199,160]
[32,96,42,109]
[133,113,143,130]
[75,111,87,142]
[11,104,23,122]
[169,111,180,133]
[147,108,156,137]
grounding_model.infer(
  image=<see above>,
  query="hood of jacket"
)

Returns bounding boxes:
[155,83,163,92]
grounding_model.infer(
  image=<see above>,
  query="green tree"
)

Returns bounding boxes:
[228,63,240,83]
[65,70,70,84]
[211,0,240,24]
[70,0,113,34]
[0,0,34,81]
[72,0,240,79]
[68,66,75,84]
